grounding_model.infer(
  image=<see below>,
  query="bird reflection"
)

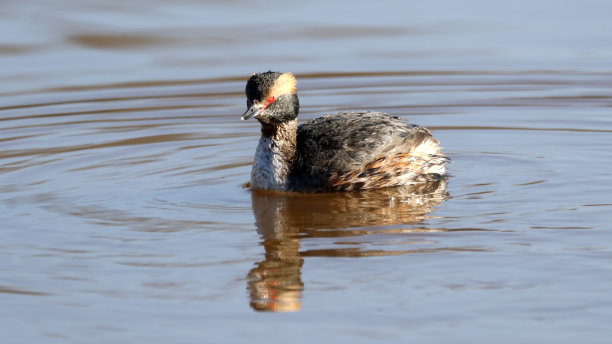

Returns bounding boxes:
[247,181,448,312]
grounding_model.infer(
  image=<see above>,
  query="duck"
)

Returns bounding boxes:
[241,71,449,192]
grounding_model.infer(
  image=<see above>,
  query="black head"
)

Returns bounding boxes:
[242,71,300,124]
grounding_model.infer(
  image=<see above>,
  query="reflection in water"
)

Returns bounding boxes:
[247,237,304,312]
[247,181,448,312]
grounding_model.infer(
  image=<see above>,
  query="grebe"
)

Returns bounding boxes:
[242,71,449,192]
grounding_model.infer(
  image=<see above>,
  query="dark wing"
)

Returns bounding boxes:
[290,112,433,189]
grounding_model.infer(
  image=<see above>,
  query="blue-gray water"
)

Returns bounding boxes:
[2,1,612,343]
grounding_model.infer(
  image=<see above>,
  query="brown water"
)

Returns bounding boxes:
[2,1,612,343]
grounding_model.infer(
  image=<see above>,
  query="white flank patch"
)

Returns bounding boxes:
[412,138,448,175]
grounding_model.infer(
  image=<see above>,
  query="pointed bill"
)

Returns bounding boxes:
[241,104,263,120]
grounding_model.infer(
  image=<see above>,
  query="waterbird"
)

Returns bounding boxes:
[242,71,449,192]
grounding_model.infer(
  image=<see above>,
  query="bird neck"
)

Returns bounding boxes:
[260,119,298,157]
[250,119,298,191]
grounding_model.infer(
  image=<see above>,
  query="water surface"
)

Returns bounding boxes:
[2,1,612,343]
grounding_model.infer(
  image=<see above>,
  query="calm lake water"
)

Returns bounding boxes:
[2,0,612,343]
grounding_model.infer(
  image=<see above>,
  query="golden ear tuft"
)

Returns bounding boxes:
[268,72,297,98]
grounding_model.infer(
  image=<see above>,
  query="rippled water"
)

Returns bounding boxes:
[2,1,612,343]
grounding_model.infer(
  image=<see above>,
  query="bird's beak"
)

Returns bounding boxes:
[241,104,263,120]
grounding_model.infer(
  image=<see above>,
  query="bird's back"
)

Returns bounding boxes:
[289,112,448,191]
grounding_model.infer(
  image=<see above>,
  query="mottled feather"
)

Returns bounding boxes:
[288,112,446,191]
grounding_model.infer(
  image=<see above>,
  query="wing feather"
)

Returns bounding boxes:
[290,112,436,190]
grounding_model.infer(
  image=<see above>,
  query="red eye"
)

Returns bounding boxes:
[267,96,275,104]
